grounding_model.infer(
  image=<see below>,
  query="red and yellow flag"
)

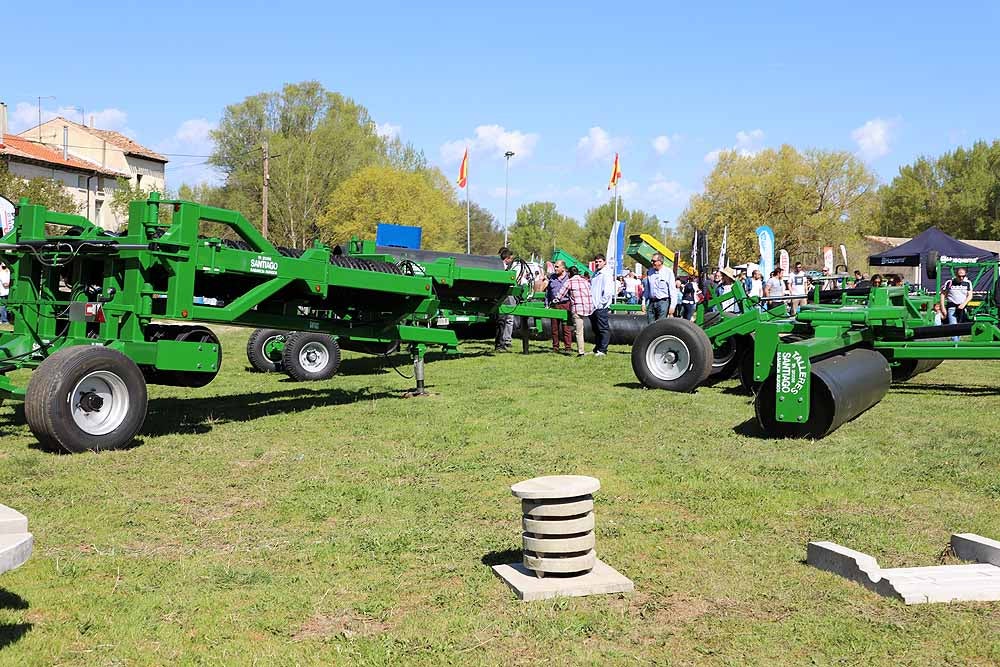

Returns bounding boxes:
[457,148,469,188]
[607,152,622,190]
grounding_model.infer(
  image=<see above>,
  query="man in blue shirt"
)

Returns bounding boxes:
[589,254,616,356]
[646,253,675,322]
[545,260,574,352]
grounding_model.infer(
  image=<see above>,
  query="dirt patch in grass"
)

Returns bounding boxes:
[292,609,392,641]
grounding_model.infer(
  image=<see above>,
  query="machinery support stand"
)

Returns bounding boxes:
[403,344,430,397]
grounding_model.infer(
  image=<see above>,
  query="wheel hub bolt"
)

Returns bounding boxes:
[79,392,104,412]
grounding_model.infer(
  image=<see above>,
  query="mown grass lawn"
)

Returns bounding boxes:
[1,326,999,665]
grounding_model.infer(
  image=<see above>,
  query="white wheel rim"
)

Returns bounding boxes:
[299,341,330,372]
[646,335,692,381]
[71,370,130,436]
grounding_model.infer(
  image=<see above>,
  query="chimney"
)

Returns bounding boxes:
[0,102,7,144]
[63,125,69,160]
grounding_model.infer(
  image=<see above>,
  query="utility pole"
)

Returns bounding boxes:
[262,139,270,239]
[37,95,55,140]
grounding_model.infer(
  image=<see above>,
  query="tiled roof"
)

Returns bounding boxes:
[59,119,168,163]
[0,134,126,177]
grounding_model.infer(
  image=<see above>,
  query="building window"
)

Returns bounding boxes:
[97,176,105,192]
[94,199,103,222]
[136,174,142,187]
[78,175,86,189]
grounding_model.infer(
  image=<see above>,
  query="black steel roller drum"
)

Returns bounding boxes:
[755,348,891,438]
[539,313,648,345]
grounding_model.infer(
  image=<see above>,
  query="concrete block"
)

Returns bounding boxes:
[952,533,1000,566]
[492,559,634,601]
[510,475,600,500]
[0,504,32,575]
[808,534,1000,605]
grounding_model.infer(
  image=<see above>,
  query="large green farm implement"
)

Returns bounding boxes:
[0,195,558,453]
[631,261,1000,438]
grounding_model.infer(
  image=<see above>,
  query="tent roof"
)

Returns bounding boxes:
[868,226,996,266]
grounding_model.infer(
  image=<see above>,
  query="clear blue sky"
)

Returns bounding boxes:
[4,1,999,230]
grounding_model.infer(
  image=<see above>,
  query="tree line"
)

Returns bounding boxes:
[3,81,998,263]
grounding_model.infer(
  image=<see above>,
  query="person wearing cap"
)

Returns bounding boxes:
[717,267,741,314]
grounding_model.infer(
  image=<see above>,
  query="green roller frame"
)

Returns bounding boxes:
[631,257,1000,438]
[0,194,469,452]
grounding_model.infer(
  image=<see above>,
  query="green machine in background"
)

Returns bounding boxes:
[0,194,504,452]
[630,257,1000,439]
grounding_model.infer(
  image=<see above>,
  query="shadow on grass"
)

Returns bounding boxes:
[733,418,770,439]
[891,383,1000,396]
[141,387,397,438]
[482,549,522,566]
[0,589,30,650]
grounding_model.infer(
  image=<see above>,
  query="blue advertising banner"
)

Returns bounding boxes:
[755,225,775,278]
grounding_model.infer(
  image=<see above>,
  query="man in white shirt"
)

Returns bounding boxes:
[787,262,811,314]
[646,253,676,322]
[589,254,616,356]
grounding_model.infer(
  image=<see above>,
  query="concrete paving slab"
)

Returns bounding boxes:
[0,504,32,575]
[807,533,1000,605]
[492,558,633,601]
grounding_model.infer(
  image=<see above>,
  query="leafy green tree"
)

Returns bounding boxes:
[210,81,426,248]
[463,202,504,255]
[508,201,583,261]
[0,163,79,214]
[317,166,462,251]
[581,199,666,259]
[676,146,878,269]
[877,140,1000,239]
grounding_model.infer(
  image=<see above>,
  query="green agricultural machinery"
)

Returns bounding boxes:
[631,259,1000,438]
[244,239,566,369]
[0,194,543,452]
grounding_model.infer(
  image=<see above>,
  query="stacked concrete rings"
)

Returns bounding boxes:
[511,475,600,578]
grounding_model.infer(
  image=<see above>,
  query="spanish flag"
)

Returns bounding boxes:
[607,152,621,190]
[457,148,469,189]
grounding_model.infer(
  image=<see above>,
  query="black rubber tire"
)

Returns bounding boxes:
[282,333,341,382]
[169,327,222,387]
[631,318,713,392]
[710,334,749,379]
[247,328,290,373]
[25,346,148,453]
[738,341,761,394]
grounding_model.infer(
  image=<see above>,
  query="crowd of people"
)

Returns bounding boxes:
[502,249,984,357]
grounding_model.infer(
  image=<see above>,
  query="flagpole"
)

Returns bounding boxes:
[614,183,618,224]
[465,154,471,254]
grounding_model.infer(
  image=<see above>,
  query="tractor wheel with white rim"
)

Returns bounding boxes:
[631,318,713,392]
[281,333,341,382]
[25,346,148,453]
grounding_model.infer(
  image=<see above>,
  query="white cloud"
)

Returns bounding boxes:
[375,122,401,140]
[158,118,221,186]
[174,118,214,144]
[652,134,676,155]
[647,173,688,205]
[704,128,765,164]
[614,177,640,199]
[576,126,627,163]
[735,129,764,150]
[852,117,896,159]
[8,101,131,135]
[440,124,539,163]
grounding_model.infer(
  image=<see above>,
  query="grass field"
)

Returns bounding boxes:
[1,327,999,665]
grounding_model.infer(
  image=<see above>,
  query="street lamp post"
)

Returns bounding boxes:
[661,220,670,246]
[503,150,515,247]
